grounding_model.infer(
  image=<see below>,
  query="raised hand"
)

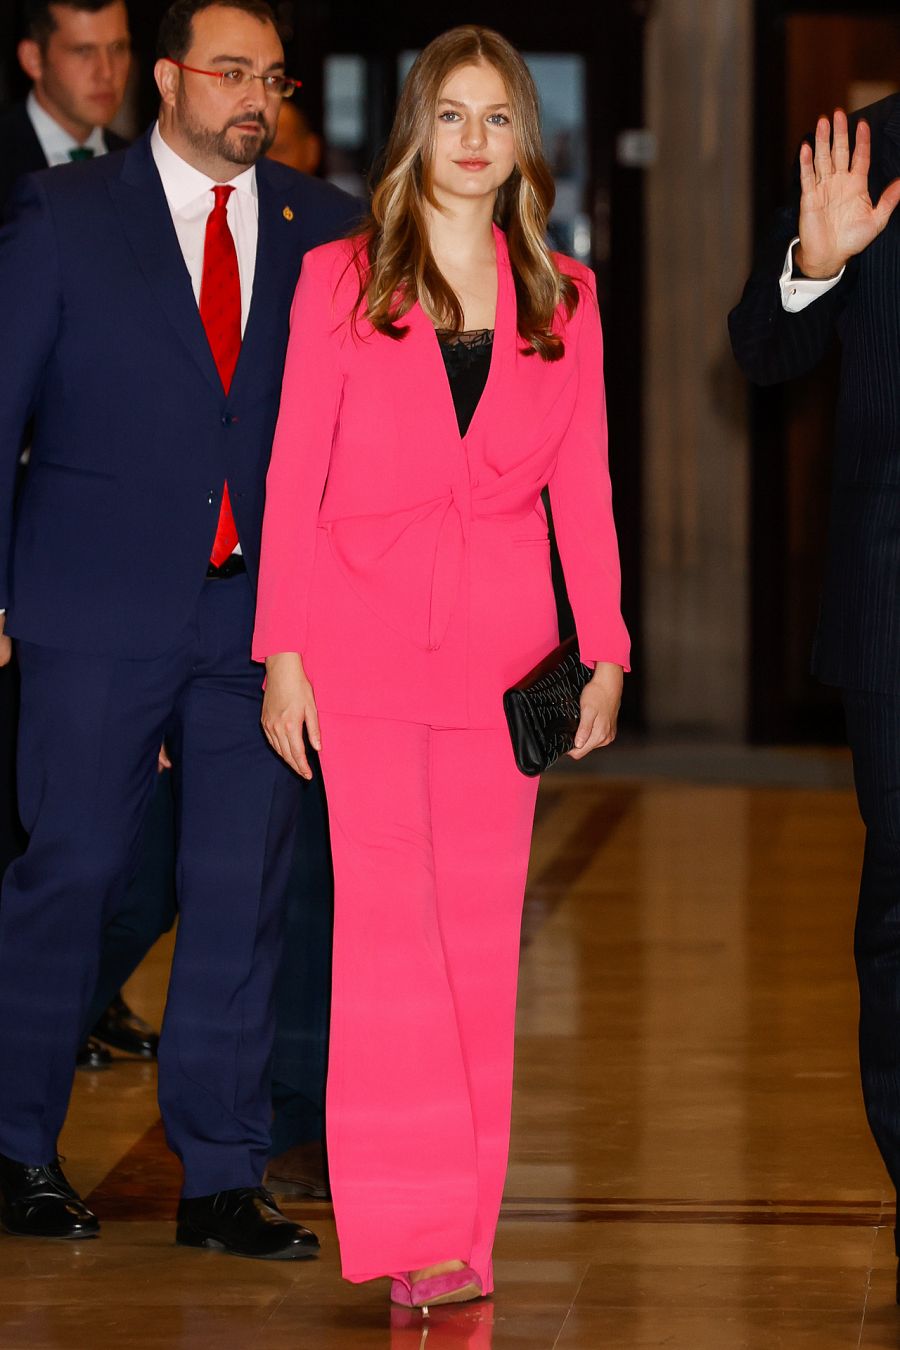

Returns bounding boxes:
[795,109,900,280]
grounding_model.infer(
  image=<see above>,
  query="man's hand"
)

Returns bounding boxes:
[568,662,623,761]
[795,109,900,280]
[0,614,11,669]
[261,652,320,781]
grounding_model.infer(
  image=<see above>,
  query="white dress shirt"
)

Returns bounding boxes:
[151,124,259,559]
[150,122,258,336]
[780,237,846,313]
[27,91,107,166]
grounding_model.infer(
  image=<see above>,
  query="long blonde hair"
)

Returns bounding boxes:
[352,26,579,361]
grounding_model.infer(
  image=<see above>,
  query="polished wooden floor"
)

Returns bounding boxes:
[2,752,898,1349]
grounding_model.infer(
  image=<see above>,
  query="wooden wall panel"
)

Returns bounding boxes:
[643,0,754,738]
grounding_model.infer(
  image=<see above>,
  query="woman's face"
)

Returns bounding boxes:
[430,61,517,205]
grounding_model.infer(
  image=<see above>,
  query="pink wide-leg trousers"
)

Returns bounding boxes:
[318,713,540,1291]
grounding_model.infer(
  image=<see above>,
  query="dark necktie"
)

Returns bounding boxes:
[68,147,95,162]
[200,184,241,567]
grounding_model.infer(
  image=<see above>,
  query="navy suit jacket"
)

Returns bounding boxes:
[729,94,900,694]
[0,130,360,658]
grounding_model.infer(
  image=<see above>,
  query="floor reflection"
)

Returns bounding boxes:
[391,1301,495,1349]
[6,770,894,1347]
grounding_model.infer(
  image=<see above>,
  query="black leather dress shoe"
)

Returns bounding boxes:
[76,1037,112,1070]
[91,993,159,1059]
[176,1186,319,1260]
[0,1154,100,1239]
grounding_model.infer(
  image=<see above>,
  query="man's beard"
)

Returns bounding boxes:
[179,101,275,167]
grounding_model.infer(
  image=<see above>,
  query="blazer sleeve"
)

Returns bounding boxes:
[251,246,347,661]
[728,156,857,387]
[0,175,62,610]
[547,268,631,671]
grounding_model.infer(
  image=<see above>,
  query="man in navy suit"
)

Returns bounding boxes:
[0,1,163,1073]
[730,105,900,1291]
[0,0,357,1258]
[0,0,131,208]
[0,0,131,894]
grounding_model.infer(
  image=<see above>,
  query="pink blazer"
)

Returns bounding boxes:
[252,226,630,729]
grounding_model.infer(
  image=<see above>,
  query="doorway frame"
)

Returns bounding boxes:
[748,0,900,742]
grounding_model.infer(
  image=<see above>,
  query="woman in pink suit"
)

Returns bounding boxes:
[252,26,630,1309]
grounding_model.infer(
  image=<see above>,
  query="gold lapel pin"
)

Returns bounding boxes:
[283,206,294,222]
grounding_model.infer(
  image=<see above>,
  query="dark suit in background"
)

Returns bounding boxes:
[0,101,172,1057]
[0,101,126,206]
[729,94,900,1231]
[0,101,127,875]
[0,133,357,1189]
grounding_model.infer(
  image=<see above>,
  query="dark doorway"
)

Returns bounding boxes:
[750,0,900,743]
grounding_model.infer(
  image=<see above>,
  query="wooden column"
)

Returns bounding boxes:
[643,0,754,738]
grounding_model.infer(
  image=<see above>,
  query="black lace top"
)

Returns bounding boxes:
[435,328,494,437]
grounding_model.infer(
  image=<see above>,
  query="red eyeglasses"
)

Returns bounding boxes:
[165,58,302,99]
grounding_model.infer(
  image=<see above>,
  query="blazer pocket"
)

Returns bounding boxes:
[31,458,118,483]
[22,459,119,525]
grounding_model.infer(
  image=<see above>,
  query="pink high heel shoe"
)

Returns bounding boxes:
[390,1264,483,1308]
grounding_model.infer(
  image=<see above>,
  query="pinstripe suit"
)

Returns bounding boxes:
[730,94,900,1218]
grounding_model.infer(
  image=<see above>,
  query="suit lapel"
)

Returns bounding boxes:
[874,98,900,260]
[108,132,222,394]
[14,103,50,176]
[229,165,301,401]
[406,222,514,446]
[880,98,900,184]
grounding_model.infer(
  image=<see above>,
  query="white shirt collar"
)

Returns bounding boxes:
[27,90,107,164]
[150,122,257,212]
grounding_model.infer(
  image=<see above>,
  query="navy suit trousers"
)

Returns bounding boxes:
[0,572,300,1195]
[80,767,178,1037]
[271,766,333,1156]
[843,689,900,1226]
[83,752,334,1155]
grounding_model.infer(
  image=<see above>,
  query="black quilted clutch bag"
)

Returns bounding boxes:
[503,635,593,776]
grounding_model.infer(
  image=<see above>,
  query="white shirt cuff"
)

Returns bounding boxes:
[780,238,845,312]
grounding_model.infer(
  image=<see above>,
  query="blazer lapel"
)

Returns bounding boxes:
[482,222,515,405]
[108,132,222,395]
[873,99,900,263]
[405,223,515,446]
[14,103,50,175]
[882,98,900,191]
[405,299,461,448]
[228,165,301,401]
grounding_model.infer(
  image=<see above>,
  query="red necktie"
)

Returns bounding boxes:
[200,184,241,567]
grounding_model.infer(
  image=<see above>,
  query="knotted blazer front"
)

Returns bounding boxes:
[252,226,630,729]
